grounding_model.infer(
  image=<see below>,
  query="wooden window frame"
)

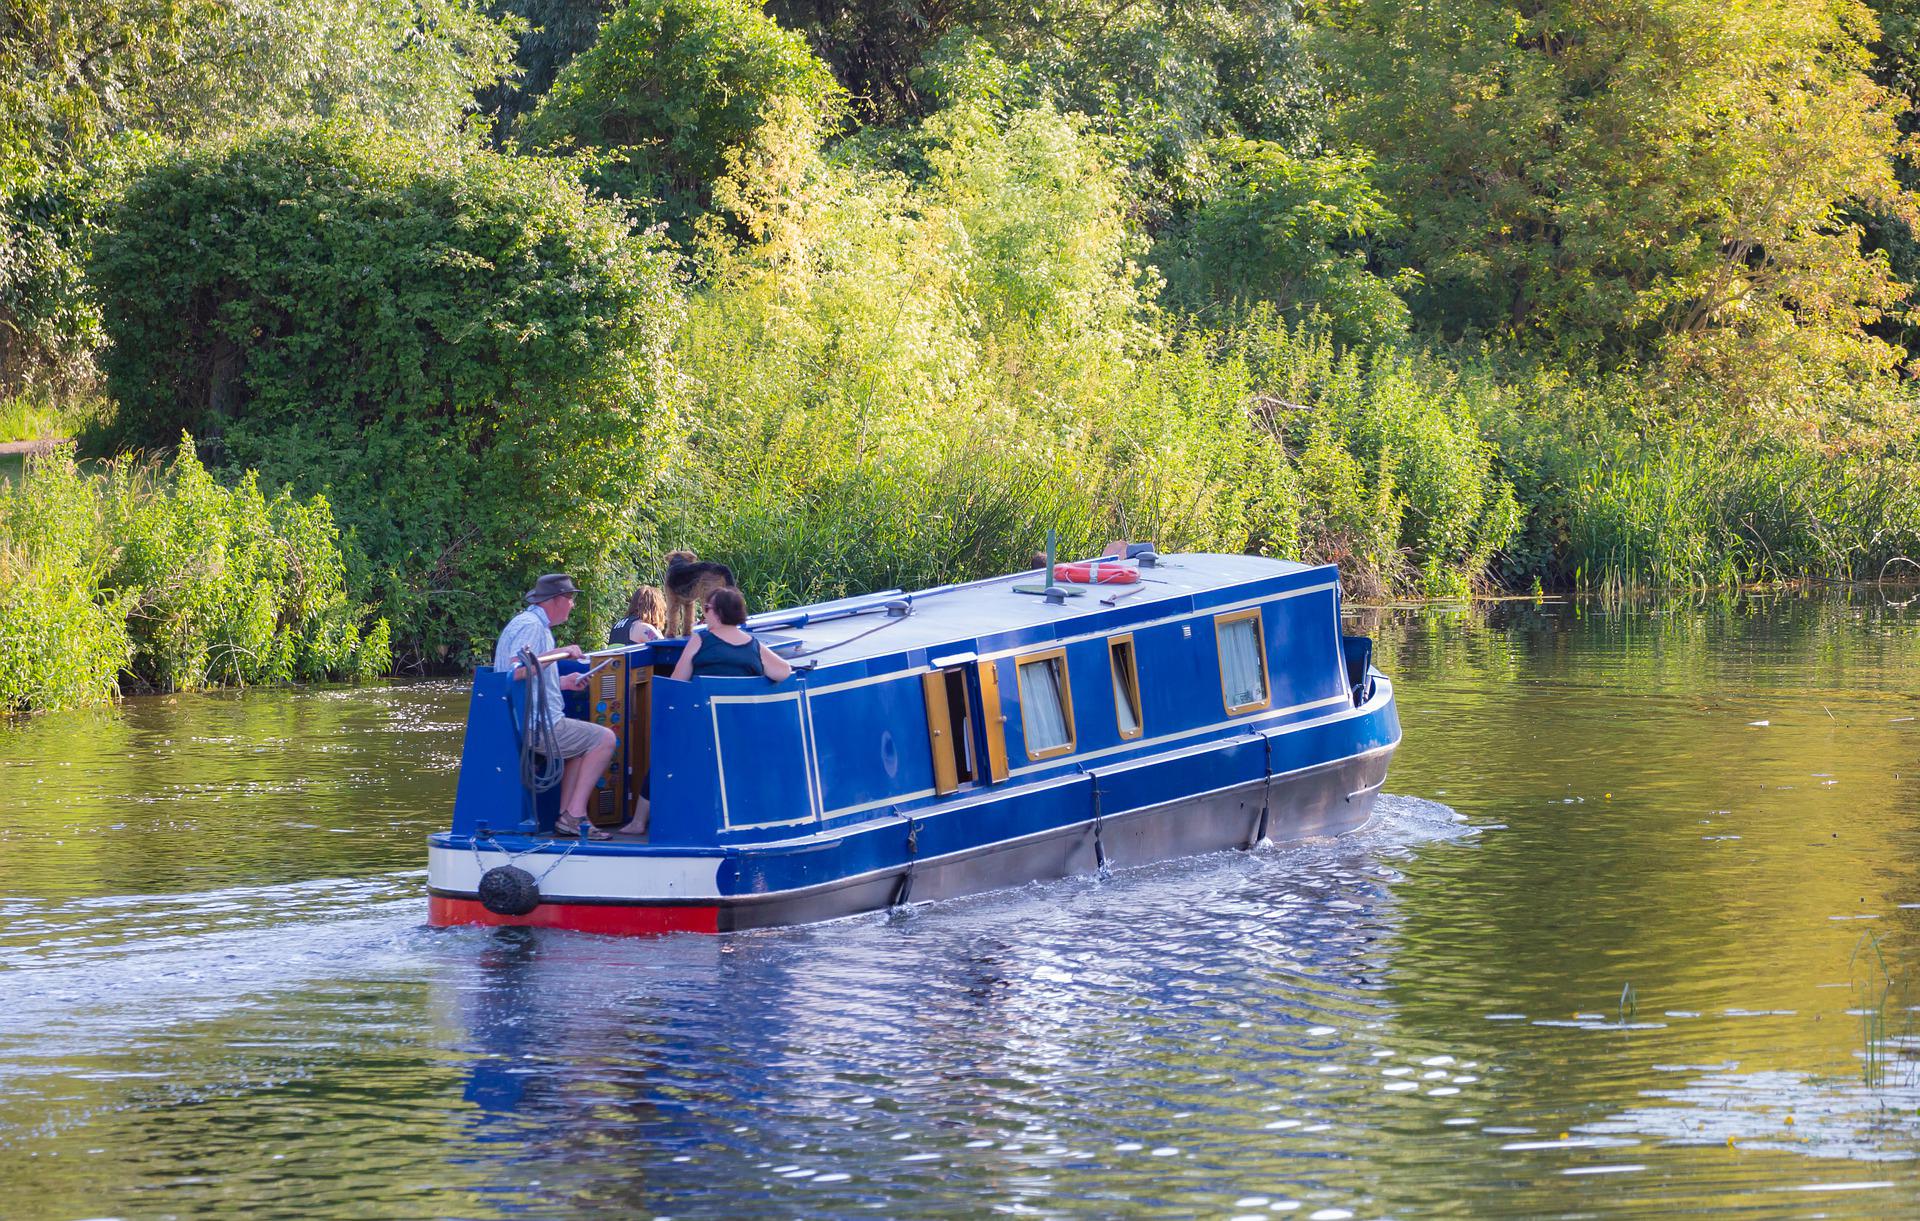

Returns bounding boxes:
[1214,608,1271,716]
[1109,633,1143,740]
[1014,647,1076,761]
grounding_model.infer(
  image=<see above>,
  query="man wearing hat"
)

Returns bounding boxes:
[493,573,621,836]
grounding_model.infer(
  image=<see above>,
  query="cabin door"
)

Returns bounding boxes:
[922,661,1010,795]
[582,653,653,829]
[922,667,974,795]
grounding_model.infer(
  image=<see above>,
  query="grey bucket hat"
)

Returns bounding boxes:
[525,573,580,603]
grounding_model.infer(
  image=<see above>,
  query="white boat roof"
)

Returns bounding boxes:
[742,552,1330,669]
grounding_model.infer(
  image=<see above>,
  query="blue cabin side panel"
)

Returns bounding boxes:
[809,677,939,819]
[648,679,724,844]
[712,692,816,832]
[1264,586,1349,711]
[451,670,534,835]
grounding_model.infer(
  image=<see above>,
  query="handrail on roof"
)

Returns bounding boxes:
[742,551,1160,634]
[745,589,907,633]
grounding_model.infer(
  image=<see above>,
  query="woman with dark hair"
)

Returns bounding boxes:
[670,586,792,682]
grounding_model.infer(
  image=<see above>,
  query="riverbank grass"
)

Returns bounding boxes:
[0,441,389,713]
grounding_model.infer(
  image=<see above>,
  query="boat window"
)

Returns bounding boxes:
[1109,634,1143,739]
[1015,648,1075,760]
[1215,609,1270,715]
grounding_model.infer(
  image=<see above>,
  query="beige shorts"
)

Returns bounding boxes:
[542,716,614,759]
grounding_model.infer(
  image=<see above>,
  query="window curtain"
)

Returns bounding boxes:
[1019,658,1070,751]
[1220,620,1266,708]
[1113,658,1140,734]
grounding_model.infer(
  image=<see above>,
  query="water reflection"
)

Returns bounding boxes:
[3,593,1920,1216]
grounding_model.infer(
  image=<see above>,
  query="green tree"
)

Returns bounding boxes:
[1319,0,1912,395]
[1,0,516,395]
[519,0,840,228]
[91,123,680,660]
[1855,0,1920,356]
[1157,139,1411,348]
[475,0,614,137]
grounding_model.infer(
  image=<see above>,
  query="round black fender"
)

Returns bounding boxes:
[477,865,541,916]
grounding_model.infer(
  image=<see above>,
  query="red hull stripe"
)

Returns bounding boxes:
[429,895,720,935]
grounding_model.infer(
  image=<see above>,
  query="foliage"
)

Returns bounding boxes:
[1156,139,1412,348]
[90,122,681,663]
[0,0,517,397]
[0,0,513,172]
[0,441,389,713]
[0,167,101,395]
[664,99,1516,607]
[519,0,841,227]
[1319,0,1913,396]
[666,98,1305,604]
[1,0,1914,720]
[1483,382,1920,590]
[0,392,104,444]
[0,450,130,712]
[1231,318,1522,596]
[476,0,614,136]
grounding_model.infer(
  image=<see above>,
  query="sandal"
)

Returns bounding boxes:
[554,811,611,841]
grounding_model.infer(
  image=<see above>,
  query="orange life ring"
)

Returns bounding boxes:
[1053,561,1140,585]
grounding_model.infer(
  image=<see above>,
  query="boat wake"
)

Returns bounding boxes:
[0,794,1470,1088]
[0,874,429,1075]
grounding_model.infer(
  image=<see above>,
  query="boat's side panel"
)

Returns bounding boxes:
[648,680,724,842]
[713,692,816,830]
[450,670,534,836]
[807,676,941,815]
[718,743,1392,930]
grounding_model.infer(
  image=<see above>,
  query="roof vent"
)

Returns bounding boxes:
[1135,548,1161,568]
[885,599,912,617]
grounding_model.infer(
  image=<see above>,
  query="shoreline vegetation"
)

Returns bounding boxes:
[5,0,1920,712]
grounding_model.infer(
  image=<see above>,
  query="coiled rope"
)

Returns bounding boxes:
[517,646,566,796]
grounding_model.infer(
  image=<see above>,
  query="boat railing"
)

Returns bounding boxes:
[742,551,1151,636]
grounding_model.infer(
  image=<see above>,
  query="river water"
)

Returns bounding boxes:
[3,594,1918,1217]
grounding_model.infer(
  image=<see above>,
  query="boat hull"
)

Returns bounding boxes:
[428,736,1394,935]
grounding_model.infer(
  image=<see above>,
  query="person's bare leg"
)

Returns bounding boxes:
[559,733,616,822]
[557,756,587,822]
[619,793,650,836]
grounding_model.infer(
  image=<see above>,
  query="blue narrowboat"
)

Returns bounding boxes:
[428,552,1401,934]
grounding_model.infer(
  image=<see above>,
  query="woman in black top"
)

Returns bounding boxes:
[609,584,666,645]
[670,587,793,682]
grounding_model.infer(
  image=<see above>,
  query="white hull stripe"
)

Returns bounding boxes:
[429,849,724,901]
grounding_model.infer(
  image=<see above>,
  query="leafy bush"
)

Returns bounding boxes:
[0,441,388,713]
[91,122,680,661]
[1,1,516,401]
[1157,140,1413,348]
[520,0,840,226]
[0,451,132,712]
[664,97,1277,604]
[1230,318,1520,595]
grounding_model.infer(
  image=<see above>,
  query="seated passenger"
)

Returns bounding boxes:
[609,584,666,646]
[670,586,793,683]
[493,573,627,837]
